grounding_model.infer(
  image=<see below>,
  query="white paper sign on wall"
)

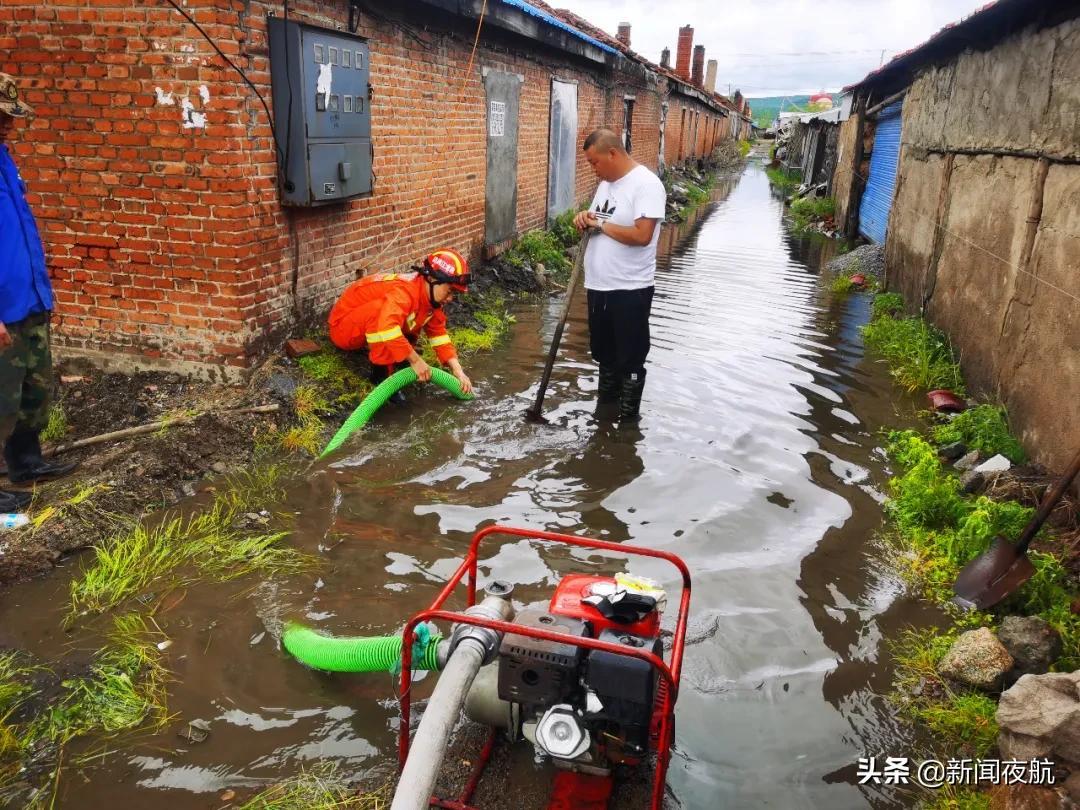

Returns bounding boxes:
[489,101,505,137]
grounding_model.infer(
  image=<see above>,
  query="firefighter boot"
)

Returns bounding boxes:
[618,369,646,425]
[4,429,77,485]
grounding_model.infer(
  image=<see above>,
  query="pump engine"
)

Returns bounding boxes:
[466,573,667,774]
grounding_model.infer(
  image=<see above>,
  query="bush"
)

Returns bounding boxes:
[789,196,835,230]
[738,139,752,157]
[549,207,582,250]
[931,404,1026,463]
[765,166,800,193]
[871,292,904,320]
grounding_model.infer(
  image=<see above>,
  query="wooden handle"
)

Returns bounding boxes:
[1015,446,1080,554]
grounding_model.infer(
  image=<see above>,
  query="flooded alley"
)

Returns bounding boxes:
[0,157,943,809]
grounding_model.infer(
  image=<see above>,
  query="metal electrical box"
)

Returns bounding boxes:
[268,17,372,206]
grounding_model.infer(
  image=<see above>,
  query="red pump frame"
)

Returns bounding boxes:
[397,524,692,810]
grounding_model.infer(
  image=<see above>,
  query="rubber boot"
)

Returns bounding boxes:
[595,366,620,420]
[618,370,646,425]
[0,489,32,512]
[4,429,77,485]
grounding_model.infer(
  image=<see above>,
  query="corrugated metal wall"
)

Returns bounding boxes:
[858,100,903,243]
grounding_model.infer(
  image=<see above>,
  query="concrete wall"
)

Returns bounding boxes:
[885,16,1080,473]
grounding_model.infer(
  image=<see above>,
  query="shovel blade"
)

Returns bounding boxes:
[524,407,549,424]
[952,535,1036,610]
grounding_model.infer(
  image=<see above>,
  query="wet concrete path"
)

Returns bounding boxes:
[0,158,943,808]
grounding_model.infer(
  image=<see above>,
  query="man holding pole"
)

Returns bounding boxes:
[573,128,666,423]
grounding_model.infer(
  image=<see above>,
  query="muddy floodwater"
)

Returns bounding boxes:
[0,158,947,808]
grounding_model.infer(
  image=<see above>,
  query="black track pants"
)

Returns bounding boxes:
[586,287,654,376]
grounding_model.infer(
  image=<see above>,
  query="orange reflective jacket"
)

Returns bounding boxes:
[328,272,457,367]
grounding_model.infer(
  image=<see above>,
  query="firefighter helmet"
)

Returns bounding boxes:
[421,248,470,292]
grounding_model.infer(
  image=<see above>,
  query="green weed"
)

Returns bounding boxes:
[40,404,68,443]
[766,166,801,193]
[889,628,998,758]
[871,292,904,320]
[738,139,752,157]
[919,786,991,810]
[863,314,965,394]
[278,421,324,456]
[549,207,584,250]
[931,405,1026,464]
[297,344,373,410]
[504,229,569,274]
[830,275,857,295]
[237,764,388,809]
[789,196,836,231]
[70,487,310,616]
[49,615,172,742]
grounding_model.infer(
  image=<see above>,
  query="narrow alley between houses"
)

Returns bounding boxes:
[1,156,934,809]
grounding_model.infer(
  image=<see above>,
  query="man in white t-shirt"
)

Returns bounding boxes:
[572,129,667,423]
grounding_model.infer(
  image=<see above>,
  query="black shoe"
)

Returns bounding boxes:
[0,489,32,512]
[386,389,407,406]
[4,430,78,485]
[618,370,647,424]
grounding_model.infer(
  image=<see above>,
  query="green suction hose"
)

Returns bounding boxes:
[282,622,443,672]
[319,366,474,459]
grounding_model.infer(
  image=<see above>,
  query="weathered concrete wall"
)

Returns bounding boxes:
[885,15,1080,473]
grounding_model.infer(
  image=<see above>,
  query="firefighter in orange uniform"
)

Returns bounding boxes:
[329,248,474,403]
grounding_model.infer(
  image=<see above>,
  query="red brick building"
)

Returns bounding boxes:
[1,0,739,376]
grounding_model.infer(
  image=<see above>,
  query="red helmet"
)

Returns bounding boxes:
[421,248,470,292]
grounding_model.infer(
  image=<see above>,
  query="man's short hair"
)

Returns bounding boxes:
[583,128,625,153]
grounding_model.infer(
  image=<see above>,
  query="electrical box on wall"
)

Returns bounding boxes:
[268,17,372,206]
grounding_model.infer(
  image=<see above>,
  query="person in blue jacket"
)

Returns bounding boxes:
[0,72,76,513]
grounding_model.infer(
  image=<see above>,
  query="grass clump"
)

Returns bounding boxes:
[738,139,752,157]
[830,275,857,295]
[70,478,310,616]
[49,614,172,742]
[871,292,904,320]
[297,344,373,410]
[889,628,998,759]
[40,404,68,443]
[237,764,388,809]
[931,404,1026,464]
[766,166,801,193]
[789,196,835,231]
[504,229,569,275]
[863,312,965,395]
[920,787,991,810]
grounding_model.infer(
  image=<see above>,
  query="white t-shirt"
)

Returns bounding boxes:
[584,164,667,291]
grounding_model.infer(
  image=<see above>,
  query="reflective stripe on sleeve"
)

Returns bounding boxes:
[429,335,452,347]
[366,326,404,343]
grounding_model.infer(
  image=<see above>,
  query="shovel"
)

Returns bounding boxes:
[952,446,1080,610]
[525,229,593,423]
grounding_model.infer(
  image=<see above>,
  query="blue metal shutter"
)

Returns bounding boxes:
[858,100,903,243]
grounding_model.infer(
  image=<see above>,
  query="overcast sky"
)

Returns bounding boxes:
[554,0,990,97]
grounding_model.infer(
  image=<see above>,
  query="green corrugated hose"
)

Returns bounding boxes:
[319,366,474,458]
[282,622,443,672]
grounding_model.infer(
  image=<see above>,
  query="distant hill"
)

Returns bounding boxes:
[746,95,837,128]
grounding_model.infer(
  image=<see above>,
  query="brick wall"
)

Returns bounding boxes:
[0,0,715,372]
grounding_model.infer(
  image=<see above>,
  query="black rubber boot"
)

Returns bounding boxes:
[618,370,647,425]
[0,489,32,512]
[595,366,621,419]
[4,429,78,485]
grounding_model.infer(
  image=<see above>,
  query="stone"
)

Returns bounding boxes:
[939,441,968,460]
[975,453,1012,473]
[263,373,298,401]
[284,338,321,359]
[987,783,1063,810]
[961,470,987,494]
[997,671,1080,763]
[210,461,228,475]
[938,627,1014,691]
[954,450,981,471]
[998,616,1063,676]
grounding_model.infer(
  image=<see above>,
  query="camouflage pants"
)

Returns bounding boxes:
[0,312,53,446]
